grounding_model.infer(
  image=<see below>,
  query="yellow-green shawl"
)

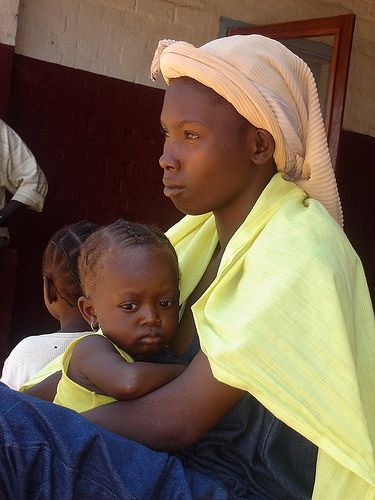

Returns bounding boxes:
[167,173,375,499]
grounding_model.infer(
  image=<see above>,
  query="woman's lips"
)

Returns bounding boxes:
[163,182,184,198]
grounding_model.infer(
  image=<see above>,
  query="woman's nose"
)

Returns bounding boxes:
[159,145,181,170]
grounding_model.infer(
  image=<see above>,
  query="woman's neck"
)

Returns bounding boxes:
[214,166,276,250]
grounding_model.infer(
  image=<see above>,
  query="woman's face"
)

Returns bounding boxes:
[159,77,257,217]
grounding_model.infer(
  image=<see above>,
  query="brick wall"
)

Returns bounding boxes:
[13,0,375,138]
[0,42,14,118]
[0,0,19,117]
[0,0,19,46]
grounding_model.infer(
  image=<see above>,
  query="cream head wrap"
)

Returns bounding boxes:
[151,35,343,227]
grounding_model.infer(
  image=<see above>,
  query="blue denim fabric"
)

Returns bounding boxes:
[0,383,231,499]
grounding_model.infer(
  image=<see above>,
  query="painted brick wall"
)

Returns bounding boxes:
[13,0,375,138]
[0,42,14,118]
[336,130,375,307]
[0,0,19,46]
[0,0,19,117]
[0,0,19,350]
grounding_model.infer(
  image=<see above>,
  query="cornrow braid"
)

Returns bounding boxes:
[43,221,100,307]
[78,219,178,295]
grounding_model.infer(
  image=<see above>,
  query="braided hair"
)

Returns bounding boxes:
[78,219,179,295]
[42,221,100,307]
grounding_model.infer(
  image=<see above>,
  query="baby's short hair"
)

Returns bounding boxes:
[78,219,178,295]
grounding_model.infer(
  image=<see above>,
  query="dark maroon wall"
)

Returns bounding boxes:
[336,129,375,305]
[0,42,16,354]
[3,54,374,354]
[0,42,14,119]
[6,54,181,347]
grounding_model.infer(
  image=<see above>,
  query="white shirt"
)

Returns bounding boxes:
[0,119,48,239]
[0,331,89,390]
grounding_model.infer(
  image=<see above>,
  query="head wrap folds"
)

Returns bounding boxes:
[151,35,343,227]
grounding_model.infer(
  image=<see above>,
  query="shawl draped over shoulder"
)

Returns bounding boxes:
[167,173,375,499]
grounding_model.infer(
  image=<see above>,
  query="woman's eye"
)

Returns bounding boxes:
[160,127,169,138]
[185,131,198,140]
[122,303,138,311]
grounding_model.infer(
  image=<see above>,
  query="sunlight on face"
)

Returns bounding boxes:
[159,77,258,218]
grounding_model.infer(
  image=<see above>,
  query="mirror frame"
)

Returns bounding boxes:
[227,14,355,170]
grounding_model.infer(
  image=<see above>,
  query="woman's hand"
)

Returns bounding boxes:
[82,350,244,451]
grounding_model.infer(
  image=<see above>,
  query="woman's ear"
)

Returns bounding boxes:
[43,275,57,304]
[250,128,275,166]
[78,295,98,329]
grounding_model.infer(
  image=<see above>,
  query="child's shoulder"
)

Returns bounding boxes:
[71,333,114,354]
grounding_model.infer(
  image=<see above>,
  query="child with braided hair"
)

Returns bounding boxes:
[1,220,99,389]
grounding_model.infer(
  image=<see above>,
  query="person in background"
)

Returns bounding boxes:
[0,119,48,248]
[1,221,99,389]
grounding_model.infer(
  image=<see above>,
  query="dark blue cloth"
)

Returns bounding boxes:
[0,330,317,499]
[152,337,317,499]
[0,382,231,499]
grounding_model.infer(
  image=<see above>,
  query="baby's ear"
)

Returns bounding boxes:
[251,128,275,166]
[78,295,98,329]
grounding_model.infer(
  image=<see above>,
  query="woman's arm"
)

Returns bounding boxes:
[82,350,245,451]
[69,335,187,400]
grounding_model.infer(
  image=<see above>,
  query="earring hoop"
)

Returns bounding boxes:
[90,319,97,331]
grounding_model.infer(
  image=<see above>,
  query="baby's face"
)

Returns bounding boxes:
[90,246,179,356]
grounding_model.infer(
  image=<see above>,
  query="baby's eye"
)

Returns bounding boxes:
[185,131,199,140]
[121,303,138,311]
[159,299,174,308]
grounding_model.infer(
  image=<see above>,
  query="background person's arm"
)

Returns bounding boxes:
[82,350,245,451]
[0,200,27,226]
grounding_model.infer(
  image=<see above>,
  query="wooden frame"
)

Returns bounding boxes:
[228,14,355,170]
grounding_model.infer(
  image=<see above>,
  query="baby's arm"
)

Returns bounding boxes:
[69,335,186,400]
